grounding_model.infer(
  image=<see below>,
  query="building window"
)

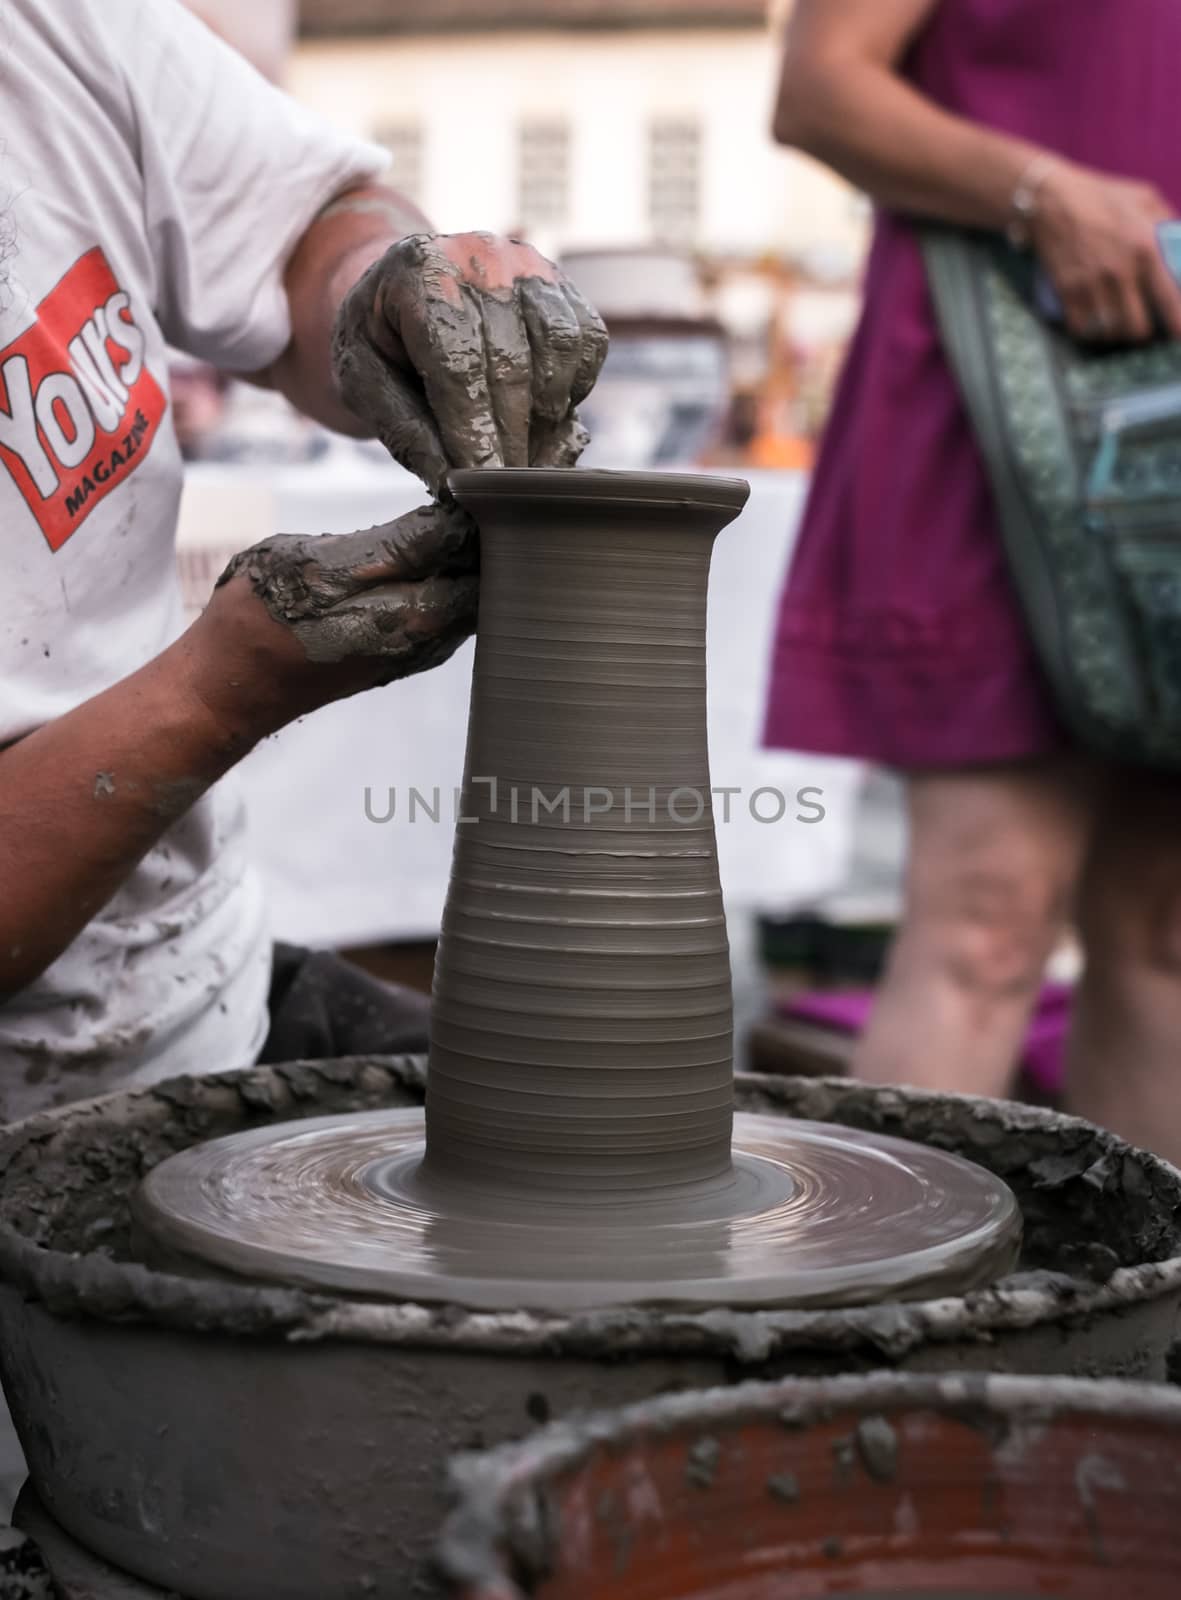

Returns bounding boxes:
[649,118,702,244]
[373,123,424,209]
[518,120,571,230]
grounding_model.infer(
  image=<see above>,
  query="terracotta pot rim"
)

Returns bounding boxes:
[438,1370,1181,1592]
[0,1060,1179,1352]
[449,1366,1181,1493]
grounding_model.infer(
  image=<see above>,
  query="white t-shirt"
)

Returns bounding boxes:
[0,0,388,1119]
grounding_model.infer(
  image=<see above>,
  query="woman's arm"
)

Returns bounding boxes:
[775,0,1035,229]
[776,0,1181,343]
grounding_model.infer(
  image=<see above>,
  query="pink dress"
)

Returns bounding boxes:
[763,0,1181,767]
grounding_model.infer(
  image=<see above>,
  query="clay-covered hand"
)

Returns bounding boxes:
[332,232,609,496]
[185,503,479,741]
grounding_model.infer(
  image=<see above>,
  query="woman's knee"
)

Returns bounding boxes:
[899,762,1089,1000]
[1080,865,1181,978]
[902,860,1068,998]
[1078,778,1181,978]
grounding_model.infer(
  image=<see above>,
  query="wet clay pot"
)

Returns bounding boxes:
[438,1371,1181,1598]
[427,469,749,1200]
[0,1059,1179,1600]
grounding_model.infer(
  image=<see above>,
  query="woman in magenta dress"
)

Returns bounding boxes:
[765,0,1181,1160]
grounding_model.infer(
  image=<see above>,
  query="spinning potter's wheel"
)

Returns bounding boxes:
[136,471,1021,1316]
[134,1107,1020,1311]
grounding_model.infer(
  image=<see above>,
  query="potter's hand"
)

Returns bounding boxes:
[332,232,609,496]
[189,504,479,739]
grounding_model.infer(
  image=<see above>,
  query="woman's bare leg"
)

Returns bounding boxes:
[1068,770,1181,1163]
[854,758,1095,1097]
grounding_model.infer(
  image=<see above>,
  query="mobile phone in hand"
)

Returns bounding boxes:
[1033,219,1181,327]
[1157,219,1181,284]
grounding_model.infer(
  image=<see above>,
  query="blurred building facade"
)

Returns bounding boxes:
[170,0,868,467]
[292,0,866,276]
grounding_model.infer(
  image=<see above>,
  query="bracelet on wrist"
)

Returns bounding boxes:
[1006,153,1058,250]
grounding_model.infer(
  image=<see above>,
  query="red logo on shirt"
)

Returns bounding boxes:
[0,247,166,552]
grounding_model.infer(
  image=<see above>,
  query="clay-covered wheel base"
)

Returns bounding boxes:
[133,1108,1021,1312]
[13,1488,172,1600]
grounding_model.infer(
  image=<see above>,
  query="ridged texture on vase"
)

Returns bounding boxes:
[425,471,750,1195]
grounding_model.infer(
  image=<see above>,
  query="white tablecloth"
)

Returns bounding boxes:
[178,461,864,947]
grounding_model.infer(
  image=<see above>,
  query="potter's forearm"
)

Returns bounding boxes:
[262,183,431,434]
[0,499,479,997]
[775,2,1041,228]
[0,642,251,997]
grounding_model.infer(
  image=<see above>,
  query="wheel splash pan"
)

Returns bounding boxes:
[0,1058,1178,1600]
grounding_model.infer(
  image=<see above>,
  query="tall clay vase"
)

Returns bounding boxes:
[425,469,751,1197]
